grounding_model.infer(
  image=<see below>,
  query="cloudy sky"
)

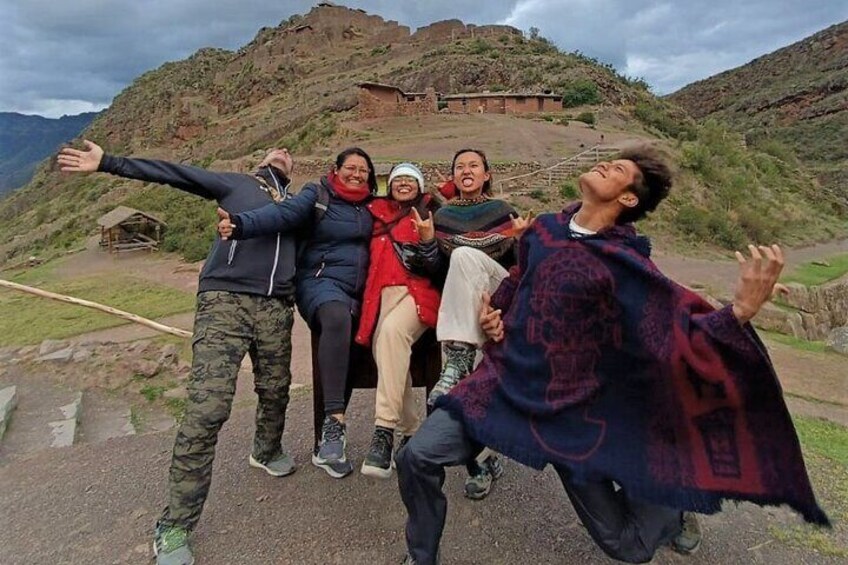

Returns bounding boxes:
[2,1,845,118]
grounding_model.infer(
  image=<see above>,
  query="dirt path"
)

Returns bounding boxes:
[1,393,843,565]
[653,238,848,295]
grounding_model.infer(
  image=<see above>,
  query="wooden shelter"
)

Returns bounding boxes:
[97,206,165,253]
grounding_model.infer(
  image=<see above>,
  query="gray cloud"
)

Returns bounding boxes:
[0,1,845,117]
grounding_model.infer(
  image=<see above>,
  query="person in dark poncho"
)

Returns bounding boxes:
[395,145,829,565]
[409,148,532,499]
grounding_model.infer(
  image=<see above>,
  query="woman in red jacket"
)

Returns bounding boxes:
[356,163,442,478]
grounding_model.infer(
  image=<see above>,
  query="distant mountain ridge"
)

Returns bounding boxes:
[0,111,98,195]
[0,3,843,265]
[667,21,848,206]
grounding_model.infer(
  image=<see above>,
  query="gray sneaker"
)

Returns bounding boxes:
[464,454,503,500]
[249,450,295,477]
[153,524,194,565]
[670,512,701,555]
[312,415,352,478]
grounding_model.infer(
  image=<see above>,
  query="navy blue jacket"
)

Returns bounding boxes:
[231,176,373,326]
[99,154,296,298]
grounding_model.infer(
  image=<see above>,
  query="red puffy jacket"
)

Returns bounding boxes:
[355,196,442,347]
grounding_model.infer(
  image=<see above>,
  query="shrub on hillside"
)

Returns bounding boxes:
[633,100,696,140]
[560,181,579,199]
[561,80,602,108]
[574,112,596,126]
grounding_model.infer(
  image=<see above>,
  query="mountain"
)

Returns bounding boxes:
[0,112,98,195]
[0,3,843,265]
[667,21,848,207]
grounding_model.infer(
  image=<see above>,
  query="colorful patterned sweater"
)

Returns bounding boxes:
[414,197,518,282]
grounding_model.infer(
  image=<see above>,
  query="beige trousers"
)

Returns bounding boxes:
[373,286,428,434]
[436,246,509,346]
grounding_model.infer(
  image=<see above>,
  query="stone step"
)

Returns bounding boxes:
[49,392,82,448]
[76,389,138,445]
[0,369,83,464]
[0,385,18,442]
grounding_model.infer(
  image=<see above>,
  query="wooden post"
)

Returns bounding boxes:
[0,279,192,339]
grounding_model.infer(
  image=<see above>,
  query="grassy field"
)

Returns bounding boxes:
[770,416,848,557]
[0,262,195,346]
[760,330,830,354]
[783,253,848,286]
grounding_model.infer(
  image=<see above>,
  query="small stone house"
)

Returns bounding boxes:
[357,82,439,119]
[442,92,562,114]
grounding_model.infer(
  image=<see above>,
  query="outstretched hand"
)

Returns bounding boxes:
[411,207,435,242]
[731,244,787,323]
[479,291,504,342]
[510,211,535,238]
[57,139,103,173]
[217,207,234,240]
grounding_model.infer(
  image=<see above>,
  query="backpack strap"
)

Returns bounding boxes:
[313,182,329,224]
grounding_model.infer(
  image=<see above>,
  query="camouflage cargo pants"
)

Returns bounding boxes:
[158,290,294,531]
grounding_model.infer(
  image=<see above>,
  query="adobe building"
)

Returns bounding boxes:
[357,82,438,119]
[443,92,563,114]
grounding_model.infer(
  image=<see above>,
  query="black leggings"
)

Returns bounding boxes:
[315,301,353,415]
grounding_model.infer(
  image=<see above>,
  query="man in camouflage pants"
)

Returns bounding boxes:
[58,141,300,565]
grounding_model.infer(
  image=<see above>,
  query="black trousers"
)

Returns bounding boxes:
[314,301,353,415]
[395,408,683,564]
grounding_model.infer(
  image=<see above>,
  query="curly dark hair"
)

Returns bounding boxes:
[616,145,673,224]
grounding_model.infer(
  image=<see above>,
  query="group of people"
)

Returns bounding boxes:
[57,140,827,565]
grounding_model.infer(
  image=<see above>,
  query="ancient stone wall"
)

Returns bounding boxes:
[752,277,848,340]
[357,87,437,119]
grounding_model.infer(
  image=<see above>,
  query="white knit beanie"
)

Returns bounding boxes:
[387,162,424,191]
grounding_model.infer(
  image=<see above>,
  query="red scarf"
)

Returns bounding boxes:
[328,171,370,203]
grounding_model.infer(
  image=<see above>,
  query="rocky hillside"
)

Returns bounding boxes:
[667,21,848,208]
[0,4,843,265]
[0,112,98,194]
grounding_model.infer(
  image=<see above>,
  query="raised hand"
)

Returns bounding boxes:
[217,207,234,240]
[510,211,535,238]
[479,291,504,342]
[57,139,104,173]
[731,244,786,323]
[411,207,435,242]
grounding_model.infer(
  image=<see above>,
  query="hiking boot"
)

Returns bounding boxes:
[428,342,476,407]
[670,512,702,555]
[464,454,503,500]
[311,415,352,478]
[153,524,194,565]
[249,449,295,477]
[361,426,394,479]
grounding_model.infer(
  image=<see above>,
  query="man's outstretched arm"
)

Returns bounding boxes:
[58,139,248,201]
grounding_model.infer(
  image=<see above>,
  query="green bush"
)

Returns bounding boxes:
[633,100,696,140]
[529,189,549,203]
[559,182,579,199]
[574,112,596,126]
[468,38,493,55]
[561,80,602,108]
